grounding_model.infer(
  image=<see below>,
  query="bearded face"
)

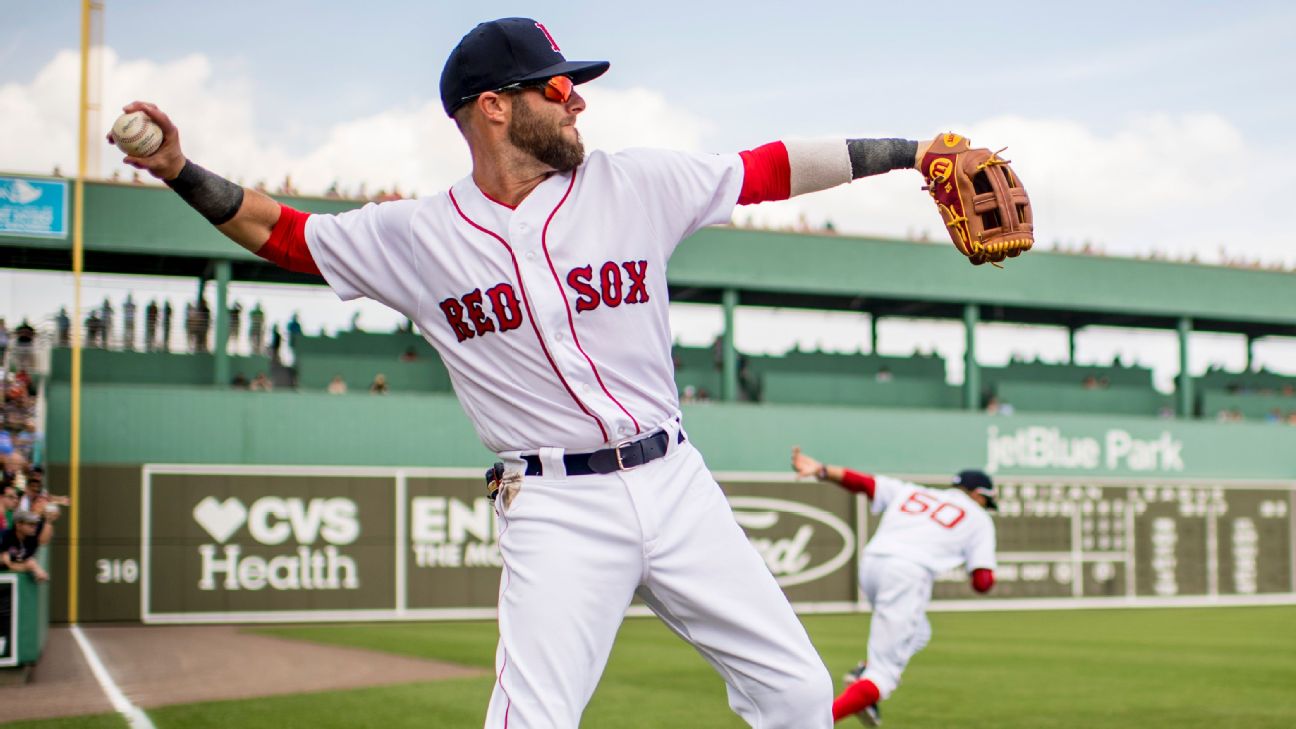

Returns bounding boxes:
[508,93,585,172]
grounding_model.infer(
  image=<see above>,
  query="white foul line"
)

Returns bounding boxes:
[70,625,157,729]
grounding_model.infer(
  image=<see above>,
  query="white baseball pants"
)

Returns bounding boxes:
[484,433,832,728]
[858,554,934,699]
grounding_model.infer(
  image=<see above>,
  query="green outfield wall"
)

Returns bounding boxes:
[42,384,1296,623]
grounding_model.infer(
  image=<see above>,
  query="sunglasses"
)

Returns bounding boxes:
[461,75,575,106]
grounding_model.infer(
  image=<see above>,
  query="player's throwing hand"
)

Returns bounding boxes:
[791,446,824,479]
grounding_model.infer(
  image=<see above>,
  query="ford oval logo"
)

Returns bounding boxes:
[729,496,855,587]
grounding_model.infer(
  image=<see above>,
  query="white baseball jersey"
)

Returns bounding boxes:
[305,148,743,453]
[863,476,997,574]
[302,147,834,728]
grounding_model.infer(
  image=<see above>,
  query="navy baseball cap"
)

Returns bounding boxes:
[440,18,610,117]
[953,469,997,511]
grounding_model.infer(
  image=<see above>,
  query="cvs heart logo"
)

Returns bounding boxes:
[192,497,248,544]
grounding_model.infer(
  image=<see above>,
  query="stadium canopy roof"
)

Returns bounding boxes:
[3,173,1294,339]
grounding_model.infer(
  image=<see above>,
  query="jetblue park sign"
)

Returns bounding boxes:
[986,425,1185,474]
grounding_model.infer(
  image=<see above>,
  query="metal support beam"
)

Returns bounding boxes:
[1177,316,1193,418]
[1067,326,1078,364]
[213,260,231,386]
[1245,334,1256,372]
[963,303,980,411]
[870,315,880,354]
[721,289,739,402]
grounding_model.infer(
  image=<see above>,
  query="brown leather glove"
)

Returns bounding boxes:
[920,133,1033,266]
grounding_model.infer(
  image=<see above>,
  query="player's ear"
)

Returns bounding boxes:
[476,92,512,125]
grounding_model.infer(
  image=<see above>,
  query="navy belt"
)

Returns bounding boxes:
[522,429,685,477]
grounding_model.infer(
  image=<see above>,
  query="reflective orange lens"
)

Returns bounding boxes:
[543,75,574,103]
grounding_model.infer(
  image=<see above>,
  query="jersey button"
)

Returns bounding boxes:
[581,383,592,394]
[525,250,537,261]
[617,426,630,437]
[554,331,565,342]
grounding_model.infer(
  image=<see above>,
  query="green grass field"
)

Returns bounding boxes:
[7,606,1295,728]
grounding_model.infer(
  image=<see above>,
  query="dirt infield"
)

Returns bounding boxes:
[0,625,486,723]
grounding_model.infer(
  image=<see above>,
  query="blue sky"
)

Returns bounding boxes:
[2,1,1294,385]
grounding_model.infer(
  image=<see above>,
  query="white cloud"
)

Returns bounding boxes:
[1,47,1289,269]
[727,113,1290,267]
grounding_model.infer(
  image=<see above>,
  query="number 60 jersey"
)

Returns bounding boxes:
[863,476,998,574]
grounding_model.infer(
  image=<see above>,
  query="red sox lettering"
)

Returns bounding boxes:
[440,259,651,342]
[567,259,650,312]
[438,283,524,343]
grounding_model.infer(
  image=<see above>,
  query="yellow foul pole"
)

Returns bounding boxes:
[70,0,94,624]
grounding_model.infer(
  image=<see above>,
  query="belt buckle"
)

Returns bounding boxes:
[614,442,629,470]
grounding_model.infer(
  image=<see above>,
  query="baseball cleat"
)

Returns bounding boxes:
[840,662,881,726]
[857,703,882,726]
[841,660,867,687]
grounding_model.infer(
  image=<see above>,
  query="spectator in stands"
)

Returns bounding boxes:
[1287,411,1296,426]
[400,346,419,362]
[287,313,303,349]
[227,301,243,350]
[100,298,114,345]
[369,373,389,395]
[12,320,36,370]
[56,307,70,347]
[249,373,274,392]
[249,303,266,354]
[985,395,1014,416]
[197,299,212,352]
[1082,375,1100,390]
[0,318,8,358]
[269,325,283,363]
[230,372,250,389]
[0,511,47,582]
[1,484,19,531]
[145,299,159,350]
[1265,408,1283,424]
[327,375,348,394]
[84,310,102,347]
[875,366,893,383]
[123,294,137,350]
[161,301,174,350]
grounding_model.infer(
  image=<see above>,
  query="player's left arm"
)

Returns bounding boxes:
[790,446,877,499]
[967,520,999,593]
[736,138,934,205]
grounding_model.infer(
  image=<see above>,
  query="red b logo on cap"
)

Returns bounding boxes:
[535,22,561,52]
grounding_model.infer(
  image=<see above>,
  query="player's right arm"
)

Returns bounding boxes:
[111,101,319,274]
[790,446,877,499]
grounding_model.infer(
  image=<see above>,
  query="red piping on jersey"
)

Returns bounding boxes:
[448,188,608,442]
[840,468,877,499]
[479,186,518,210]
[539,171,642,437]
[737,141,791,205]
[971,568,995,593]
[257,204,322,275]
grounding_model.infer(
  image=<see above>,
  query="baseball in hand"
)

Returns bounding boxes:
[111,111,164,157]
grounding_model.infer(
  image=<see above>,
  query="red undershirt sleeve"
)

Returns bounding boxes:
[256,204,322,276]
[839,469,877,499]
[971,568,995,593]
[737,141,791,205]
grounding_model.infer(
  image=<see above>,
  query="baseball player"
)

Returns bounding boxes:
[791,447,998,725]
[114,17,952,728]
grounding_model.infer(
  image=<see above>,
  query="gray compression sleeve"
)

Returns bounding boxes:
[846,138,919,179]
[164,159,245,225]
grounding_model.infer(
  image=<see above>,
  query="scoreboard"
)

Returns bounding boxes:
[925,480,1294,602]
